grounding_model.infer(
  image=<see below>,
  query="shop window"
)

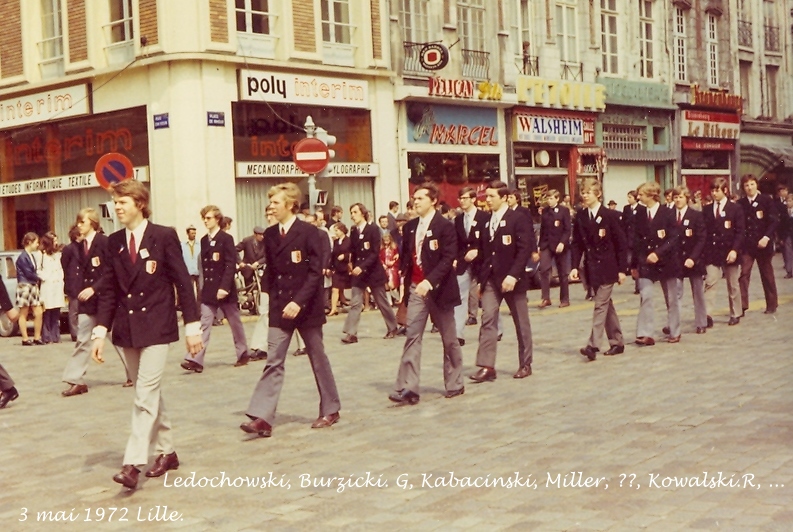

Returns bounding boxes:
[514,148,568,169]
[407,153,499,185]
[602,125,645,150]
[682,150,730,171]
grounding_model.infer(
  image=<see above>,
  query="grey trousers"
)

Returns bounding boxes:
[187,301,249,366]
[683,275,708,328]
[68,297,79,339]
[246,326,340,425]
[475,281,533,369]
[637,278,681,338]
[0,363,14,392]
[453,269,475,339]
[63,314,131,385]
[539,248,570,303]
[343,284,398,336]
[587,283,623,350]
[395,285,464,395]
[704,263,741,318]
[122,344,173,467]
[249,292,270,351]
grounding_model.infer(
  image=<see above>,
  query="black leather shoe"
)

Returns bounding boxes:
[706,315,714,328]
[234,354,251,367]
[662,327,670,335]
[240,417,272,437]
[604,345,624,356]
[146,452,179,477]
[0,387,19,409]
[383,329,397,339]
[250,349,268,361]
[764,307,777,314]
[457,338,465,346]
[497,334,503,342]
[740,308,747,318]
[445,387,465,399]
[113,465,140,489]
[341,334,358,344]
[579,346,598,361]
[396,326,407,336]
[465,317,477,326]
[180,360,204,373]
[388,390,420,405]
[728,317,740,326]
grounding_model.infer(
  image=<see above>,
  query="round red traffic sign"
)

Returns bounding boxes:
[95,152,134,190]
[293,138,330,174]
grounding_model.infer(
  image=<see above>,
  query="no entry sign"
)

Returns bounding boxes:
[95,152,134,190]
[293,138,330,174]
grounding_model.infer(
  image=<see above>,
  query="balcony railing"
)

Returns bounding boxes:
[561,62,583,81]
[461,49,489,80]
[522,54,539,76]
[764,25,780,52]
[403,41,433,76]
[738,20,752,48]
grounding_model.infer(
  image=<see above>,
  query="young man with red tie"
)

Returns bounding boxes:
[738,174,779,315]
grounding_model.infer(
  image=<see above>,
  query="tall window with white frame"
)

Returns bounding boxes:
[458,0,487,78]
[39,0,63,77]
[673,8,687,82]
[510,0,534,73]
[400,0,430,74]
[236,0,271,35]
[555,1,578,65]
[321,0,351,45]
[108,0,133,43]
[600,0,618,74]
[638,0,653,78]
[707,14,718,86]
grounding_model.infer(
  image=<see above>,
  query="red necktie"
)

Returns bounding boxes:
[129,233,137,264]
[647,211,652,222]
[677,211,682,225]
[280,227,286,239]
[83,240,89,256]
[715,203,720,217]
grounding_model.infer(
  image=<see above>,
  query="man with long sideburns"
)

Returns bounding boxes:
[390,183,464,405]
[241,183,340,438]
[91,180,203,490]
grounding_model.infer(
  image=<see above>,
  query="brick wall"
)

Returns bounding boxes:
[293,0,316,52]
[139,0,159,45]
[371,0,381,59]
[67,0,87,62]
[0,0,23,78]
[209,0,228,43]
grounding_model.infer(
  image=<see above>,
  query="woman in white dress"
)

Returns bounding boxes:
[38,231,65,344]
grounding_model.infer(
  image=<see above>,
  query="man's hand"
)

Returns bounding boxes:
[186,335,203,356]
[352,266,362,276]
[464,249,479,262]
[282,301,301,319]
[501,275,517,293]
[337,254,345,261]
[216,289,229,300]
[531,252,540,263]
[5,308,19,322]
[618,272,626,285]
[555,243,565,254]
[77,287,95,302]
[415,279,433,297]
[684,258,694,269]
[91,338,105,364]
[726,250,738,264]
[758,236,769,249]
[569,268,580,281]
[646,252,659,264]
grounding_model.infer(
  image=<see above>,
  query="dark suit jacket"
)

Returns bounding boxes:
[621,204,641,251]
[453,208,489,276]
[264,219,326,330]
[632,204,678,281]
[401,213,461,309]
[76,233,113,315]
[478,207,533,292]
[571,206,627,287]
[738,194,779,257]
[60,241,82,299]
[199,230,238,305]
[0,272,12,312]
[670,208,707,278]
[235,235,266,265]
[349,222,387,288]
[539,205,572,252]
[703,200,745,267]
[15,251,40,285]
[96,223,201,348]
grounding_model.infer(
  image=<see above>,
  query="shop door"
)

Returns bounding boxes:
[14,194,49,249]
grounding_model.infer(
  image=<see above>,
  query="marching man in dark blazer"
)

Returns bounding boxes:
[0,273,21,409]
[90,179,203,490]
[452,186,489,345]
[670,186,708,334]
[341,203,399,343]
[61,225,83,341]
[737,174,779,315]
[632,181,679,346]
[622,190,642,294]
[571,178,628,361]
[537,189,572,308]
[181,205,250,373]
[470,180,537,382]
[241,183,341,438]
[390,183,464,405]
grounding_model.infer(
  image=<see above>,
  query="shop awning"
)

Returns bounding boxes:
[740,144,793,170]
[604,149,676,162]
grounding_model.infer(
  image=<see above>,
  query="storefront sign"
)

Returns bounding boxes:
[689,84,742,112]
[0,85,90,130]
[240,69,369,109]
[236,161,379,178]
[428,77,503,101]
[599,78,673,108]
[407,104,499,146]
[682,110,740,139]
[516,76,606,112]
[0,167,147,197]
[682,139,735,151]
[513,114,595,144]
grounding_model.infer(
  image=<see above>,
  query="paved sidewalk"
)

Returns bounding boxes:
[0,258,791,531]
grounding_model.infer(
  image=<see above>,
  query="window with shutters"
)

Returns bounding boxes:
[602,125,646,150]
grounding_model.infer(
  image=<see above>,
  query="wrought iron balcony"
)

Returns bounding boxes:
[560,62,583,81]
[522,54,539,76]
[402,41,433,76]
[737,20,752,48]
[764,25,780,52]
[461,49,489,80]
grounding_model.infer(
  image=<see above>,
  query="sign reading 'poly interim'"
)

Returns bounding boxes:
[0,84,90,130]
[240,69,369,109]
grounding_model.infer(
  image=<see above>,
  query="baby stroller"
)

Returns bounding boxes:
[236,264,263,316]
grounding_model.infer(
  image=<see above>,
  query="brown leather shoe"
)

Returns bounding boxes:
[666,335,681,343]
[559,301,570,308]
[122,379,133,387]
[580,346,598,361]
[240,417,272,437]
[604,345,624,356]
[62,384,88,397]
[388,390,420,405]
[728,317,740,326]
[444,387,465,399]
[180,359,204,373]
[513,365,532,378]
[0,387,19,409]
[469,367,497,382]
[635,337,655,346]
[341,334,358,344]
[234,354,251,367]
[383,329,397,339]
[311,412,340,428]
[537,299,552,309]
[146,452,179,477]
[112,465,140,489]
